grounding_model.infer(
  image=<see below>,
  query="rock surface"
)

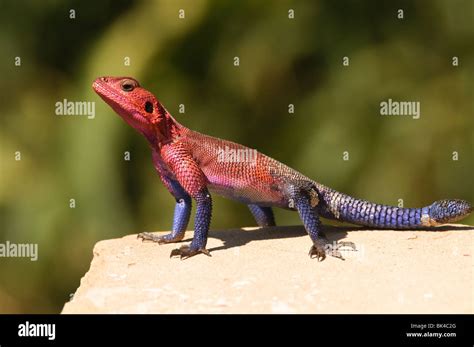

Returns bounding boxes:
[62,225,473,313]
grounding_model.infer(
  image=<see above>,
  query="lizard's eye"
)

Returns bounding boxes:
[144,101,154,113]
[121,80,136,92]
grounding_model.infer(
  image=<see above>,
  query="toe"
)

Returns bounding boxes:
[338,241,357,250]
[137,232,155,241]
[308,244,326,261]
[169,245,211,259]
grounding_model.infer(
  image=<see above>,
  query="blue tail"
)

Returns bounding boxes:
[319,189,472,229]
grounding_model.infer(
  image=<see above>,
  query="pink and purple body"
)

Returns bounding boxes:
[93,76,472,261]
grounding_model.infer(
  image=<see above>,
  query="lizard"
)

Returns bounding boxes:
[92,76,472,261]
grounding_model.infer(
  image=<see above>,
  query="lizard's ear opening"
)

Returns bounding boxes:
[144,101,154,113]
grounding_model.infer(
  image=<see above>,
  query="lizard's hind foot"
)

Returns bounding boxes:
[308,239,327,261]
[327,241,357,260]
[309,239,357,261]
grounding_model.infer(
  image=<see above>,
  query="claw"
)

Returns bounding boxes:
[137,232,153,240]
[337,241,357,251]
[137,232,183,244]
[329,249,345,260]
[170,244,211,259]
[329,241,357,260]
[308,244,326,261]
[309,239,357,261]
[137,232,167,244]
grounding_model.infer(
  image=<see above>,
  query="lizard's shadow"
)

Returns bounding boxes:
[199,224,473,253]
[353,225,473,232]
[205,225,359,252]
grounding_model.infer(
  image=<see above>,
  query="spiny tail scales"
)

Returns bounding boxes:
[317,184,472,229]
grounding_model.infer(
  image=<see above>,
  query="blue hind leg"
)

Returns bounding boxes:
[290,185,356,260]
[248,204,276,227]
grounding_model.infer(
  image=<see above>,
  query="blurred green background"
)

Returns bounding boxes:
[0,0,473,313]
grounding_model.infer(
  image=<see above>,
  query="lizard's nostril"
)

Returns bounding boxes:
[101,77,109,83]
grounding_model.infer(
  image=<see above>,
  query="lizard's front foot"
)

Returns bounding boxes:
[137,232,183,244]
[170,244,211,260]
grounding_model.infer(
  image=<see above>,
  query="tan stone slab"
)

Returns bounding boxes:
[62,225,474,314]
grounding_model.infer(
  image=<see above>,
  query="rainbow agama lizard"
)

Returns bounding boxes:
[93,77,472,261]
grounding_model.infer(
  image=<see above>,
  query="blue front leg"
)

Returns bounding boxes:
[138,178,192,244]
[171,188,213,259]
[190,189,212,251]
[169,180,192,238]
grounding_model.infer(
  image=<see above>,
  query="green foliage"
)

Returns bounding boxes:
[0,0,473,312]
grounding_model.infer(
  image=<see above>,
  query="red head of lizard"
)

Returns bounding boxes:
[92,76,181,145]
